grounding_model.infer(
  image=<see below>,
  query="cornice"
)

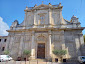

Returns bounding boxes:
[24,6,63,12]
[6,27,85,32]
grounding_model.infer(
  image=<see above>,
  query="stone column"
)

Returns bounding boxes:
[48,30,52,58]
[18,33,24,57]
[30,31,35,59]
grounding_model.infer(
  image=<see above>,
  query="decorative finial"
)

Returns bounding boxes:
[49,3,51,5]
[49,3,51,6]
[34,4,37,7]
[59,2,61,6]
[26,6,28,10]
[42,1,43,4]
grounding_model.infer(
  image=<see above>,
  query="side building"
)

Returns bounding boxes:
[0,36,7,54]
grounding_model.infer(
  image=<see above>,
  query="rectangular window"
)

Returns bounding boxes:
[63,59,66,62]
[0,39,1,42]
[2,47,5,51]
[55,58,58,62]
[4,39,7,42]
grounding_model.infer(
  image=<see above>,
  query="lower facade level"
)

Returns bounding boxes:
[3,29,85,62]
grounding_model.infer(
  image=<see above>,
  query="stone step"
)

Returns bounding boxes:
[29,59,46,62]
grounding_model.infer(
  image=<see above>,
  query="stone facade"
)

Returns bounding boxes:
[0,3,85,62]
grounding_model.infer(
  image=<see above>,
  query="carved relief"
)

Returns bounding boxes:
[36,33,47,41]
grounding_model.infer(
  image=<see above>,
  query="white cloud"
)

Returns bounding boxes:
[0,17,9,36]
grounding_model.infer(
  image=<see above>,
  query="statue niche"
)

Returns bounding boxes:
[38,13,46,25]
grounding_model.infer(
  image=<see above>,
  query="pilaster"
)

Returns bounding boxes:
[61,30,66,58]
[78,34,85,55]
[61,30,65,50]
[34,10,37,25]
[24,12,28,28]
[18,32,24,57]
[30,31,35,59]
[9,36,15,51]
[48,8,52,25]
[5,36,11,50]
[74,34,81,56]
[48,30,52,59]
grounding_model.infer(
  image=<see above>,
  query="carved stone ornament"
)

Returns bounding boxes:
[36,34,46,41]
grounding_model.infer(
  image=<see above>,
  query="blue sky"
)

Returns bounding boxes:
[0,0,85,36]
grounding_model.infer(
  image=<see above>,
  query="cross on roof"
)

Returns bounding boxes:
[42,1,43,4]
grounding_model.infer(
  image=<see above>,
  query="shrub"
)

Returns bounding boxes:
[23,50,31,56]
[53,50,67,56]
[4,50,9,55]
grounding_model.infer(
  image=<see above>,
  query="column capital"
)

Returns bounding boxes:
[21,32,25,36]
[48,8,52,11]
[31,31,35,36]
[48,30,52,35]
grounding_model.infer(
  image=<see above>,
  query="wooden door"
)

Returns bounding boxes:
[37,43,45,59]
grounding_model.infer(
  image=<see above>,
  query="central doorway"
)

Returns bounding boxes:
[37,43,45,59]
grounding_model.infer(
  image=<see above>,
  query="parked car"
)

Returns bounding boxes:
[0,55,13,62]
[78,56,85,64]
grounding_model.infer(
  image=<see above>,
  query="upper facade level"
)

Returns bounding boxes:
[9,3,83,31]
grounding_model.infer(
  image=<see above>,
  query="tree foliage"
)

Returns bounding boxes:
[4,50,9,55]
[23,50,31,56]
[53,50,67,56]
[23,50,31,62]
[83,35,85,43]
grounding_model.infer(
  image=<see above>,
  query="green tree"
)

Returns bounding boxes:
[23,50,31,61]
[4,50,10,64]
[4,50,9,55]
[53,50,67,62]
[83,34,85,44]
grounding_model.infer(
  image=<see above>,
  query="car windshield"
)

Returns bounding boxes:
[6,55,10,58]
[82,57,85,59]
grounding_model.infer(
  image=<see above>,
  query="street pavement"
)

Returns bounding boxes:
[0,61,80,64]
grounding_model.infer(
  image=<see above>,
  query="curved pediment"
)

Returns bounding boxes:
[33,4,53,10]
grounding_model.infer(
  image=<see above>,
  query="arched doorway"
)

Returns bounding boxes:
[36,34,47,59]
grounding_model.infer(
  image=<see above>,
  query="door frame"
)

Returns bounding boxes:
[36,42,46,59]
[37,43,45,59]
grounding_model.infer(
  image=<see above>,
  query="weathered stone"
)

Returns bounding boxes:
[0,3,85,62]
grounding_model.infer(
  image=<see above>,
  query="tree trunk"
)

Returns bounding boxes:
[58,56,62,62]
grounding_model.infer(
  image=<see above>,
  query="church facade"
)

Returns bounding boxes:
[3,3,85,61]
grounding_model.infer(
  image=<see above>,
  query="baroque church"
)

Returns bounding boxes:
[0,3,85,61]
